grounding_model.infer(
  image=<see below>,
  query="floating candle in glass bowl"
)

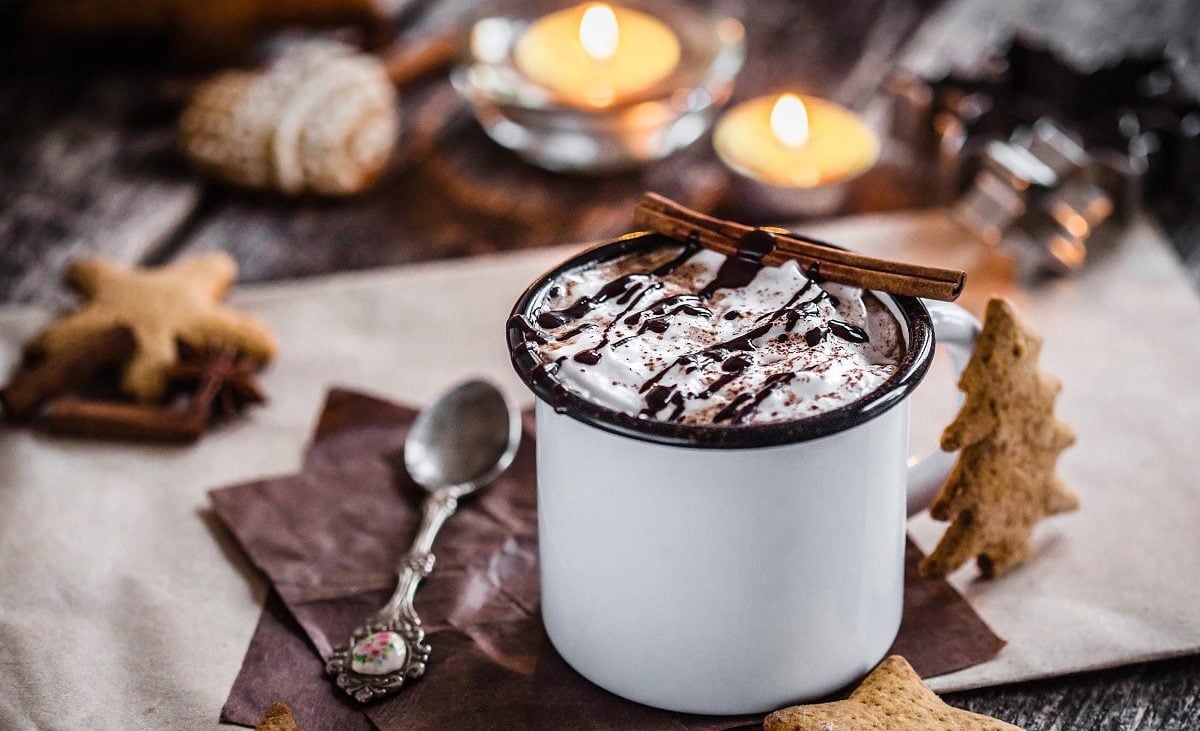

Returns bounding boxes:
[453,0,745,172]
[714,93,881,217]
[513,3,681,108]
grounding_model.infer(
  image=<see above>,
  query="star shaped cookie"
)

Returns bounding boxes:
[765,656,1021,730]
[29,253,275,402]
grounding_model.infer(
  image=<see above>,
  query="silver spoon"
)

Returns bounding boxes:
[326,379,521,703]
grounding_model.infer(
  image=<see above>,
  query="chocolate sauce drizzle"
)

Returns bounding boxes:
[513,230,880,426]
[612,294,713,348]
[573,280,663,365]
[696,229,776,299]
[635,281,840,422]
[651,236,703,276]
[507,314,548,345]
[535,239,702,331]
[536,273,653,329]
[828,320,870,343]
[713,373,797,424]
[558,323,597,341]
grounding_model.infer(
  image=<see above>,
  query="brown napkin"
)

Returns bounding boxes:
[211,389,1004,729]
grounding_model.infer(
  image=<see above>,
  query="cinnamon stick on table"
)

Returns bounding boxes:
[41,398,208,443]
[0,325,137,421]
[633,193,966,301]
[38,345,267,443]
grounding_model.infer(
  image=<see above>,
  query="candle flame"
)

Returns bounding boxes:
[579,3,619,61]
[770,93,810,148]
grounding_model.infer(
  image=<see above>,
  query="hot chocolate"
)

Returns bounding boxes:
[513,235,903,426]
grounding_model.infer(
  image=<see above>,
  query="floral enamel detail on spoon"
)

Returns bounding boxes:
[350,630,410,676]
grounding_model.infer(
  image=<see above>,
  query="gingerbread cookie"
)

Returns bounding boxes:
[765,655,1021,730]
[26,253,275,402]
[920,298,1078,579]
[255,702,300,731]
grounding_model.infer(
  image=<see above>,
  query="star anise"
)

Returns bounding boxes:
[169,341,267,421]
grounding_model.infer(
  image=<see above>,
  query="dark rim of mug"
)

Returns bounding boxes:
[507,231,936,449]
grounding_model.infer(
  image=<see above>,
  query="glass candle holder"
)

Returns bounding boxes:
[714,93,882,218]
[452,0,745,173]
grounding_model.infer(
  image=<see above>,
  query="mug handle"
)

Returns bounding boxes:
[905,300,981,517]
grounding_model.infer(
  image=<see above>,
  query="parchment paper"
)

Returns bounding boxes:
[1,211,1198,728]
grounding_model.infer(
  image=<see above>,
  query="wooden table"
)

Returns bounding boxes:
[1,0,1198,726]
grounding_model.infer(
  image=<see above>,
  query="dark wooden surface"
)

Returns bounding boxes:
[1,0,1199,728]
[0,0,943,305]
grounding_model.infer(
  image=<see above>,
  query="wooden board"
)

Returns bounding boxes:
[0,66,202,304]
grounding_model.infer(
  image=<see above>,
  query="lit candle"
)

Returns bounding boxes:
[513,3,681,108]
[714,93,880,205]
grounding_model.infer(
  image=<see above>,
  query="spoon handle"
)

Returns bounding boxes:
[325,487,461,702]
[375,488,458,624]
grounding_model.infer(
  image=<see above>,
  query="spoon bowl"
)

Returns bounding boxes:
[404,379,521,495]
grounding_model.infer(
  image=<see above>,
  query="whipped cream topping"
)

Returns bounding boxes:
[522,242,903,426]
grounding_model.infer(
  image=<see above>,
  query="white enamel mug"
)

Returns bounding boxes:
[507,233,980,715]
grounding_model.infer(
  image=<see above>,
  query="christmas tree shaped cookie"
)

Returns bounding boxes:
[920,298,1078,579]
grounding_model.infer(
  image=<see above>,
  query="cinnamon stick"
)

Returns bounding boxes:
[383,31,458,88]
[36,344,268,443]
[40,398,207,443]
[1,325,137,421]
[633,193,966,301]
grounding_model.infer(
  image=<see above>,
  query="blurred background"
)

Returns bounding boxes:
[1,0,1199,304]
